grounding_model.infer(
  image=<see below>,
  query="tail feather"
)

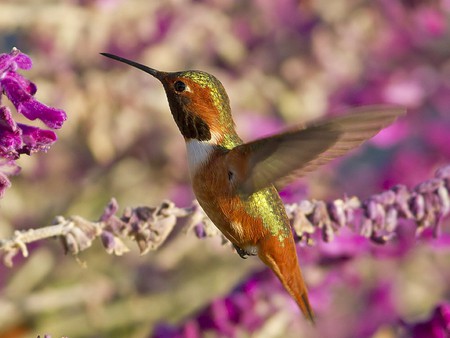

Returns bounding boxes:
[279,261,315,323]
[258,237,315,323]
[300,291,315,324]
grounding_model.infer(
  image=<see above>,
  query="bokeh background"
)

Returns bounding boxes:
[1,0,450,337]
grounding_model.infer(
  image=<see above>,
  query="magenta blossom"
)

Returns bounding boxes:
[0,48,66,197]
[405,303,450,338]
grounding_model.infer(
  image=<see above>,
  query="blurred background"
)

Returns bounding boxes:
[0,0,449,337]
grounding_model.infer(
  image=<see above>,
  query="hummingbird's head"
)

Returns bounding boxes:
[101,53,237,145]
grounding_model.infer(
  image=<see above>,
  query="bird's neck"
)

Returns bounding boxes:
[184,129,242,176]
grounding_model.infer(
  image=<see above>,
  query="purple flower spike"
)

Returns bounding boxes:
[0,48,67,197]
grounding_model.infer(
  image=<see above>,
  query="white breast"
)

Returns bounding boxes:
[185,139,215,175]
[185,131,220,175]
[186,131,219,177]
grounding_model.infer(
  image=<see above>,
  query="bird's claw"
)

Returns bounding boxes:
[233,244,257,259]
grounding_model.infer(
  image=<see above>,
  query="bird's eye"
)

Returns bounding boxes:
[174,80,186,92]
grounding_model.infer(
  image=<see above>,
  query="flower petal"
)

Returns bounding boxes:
[7,71,37,95]
[0,54,12,73]
[2,77,66,129]
[13,51,32,70]
[20,99,67,129]
[18,124,57,154]
[0,127,22,159]
[0,106,18,132]
[0,171,11,198]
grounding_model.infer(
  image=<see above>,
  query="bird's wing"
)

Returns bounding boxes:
[226,106,405,196]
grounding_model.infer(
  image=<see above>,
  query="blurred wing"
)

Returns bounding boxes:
[227,106,405,196]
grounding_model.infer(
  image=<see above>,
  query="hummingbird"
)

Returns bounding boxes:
[101,52,405,322]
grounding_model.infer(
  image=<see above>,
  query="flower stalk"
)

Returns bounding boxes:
[1,165,448,267]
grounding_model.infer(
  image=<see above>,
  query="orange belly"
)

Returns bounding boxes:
[191,153,283,248]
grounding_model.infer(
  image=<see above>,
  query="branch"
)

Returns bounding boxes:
[1,165,449,267]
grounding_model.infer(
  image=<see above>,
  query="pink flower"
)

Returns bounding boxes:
[0,48,66,197]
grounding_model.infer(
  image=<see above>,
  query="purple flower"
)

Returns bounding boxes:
[0,48,66,197]
[406,303,450,338]
[151,271,270,338]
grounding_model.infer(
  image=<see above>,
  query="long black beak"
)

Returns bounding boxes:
[100,53,163,79]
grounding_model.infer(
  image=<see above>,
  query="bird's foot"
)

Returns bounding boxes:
[233,244,258,259]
